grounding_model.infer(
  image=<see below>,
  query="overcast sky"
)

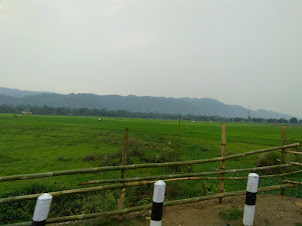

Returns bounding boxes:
[1,0,302,117]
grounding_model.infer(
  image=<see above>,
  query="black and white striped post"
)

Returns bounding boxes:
[243,173,259,226]
[150,180,166,226]
[32,193,52,226]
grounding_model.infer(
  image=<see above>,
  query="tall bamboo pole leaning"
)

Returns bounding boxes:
[117,128,129,220]
[280,125,286,196]
[218,123,226,203]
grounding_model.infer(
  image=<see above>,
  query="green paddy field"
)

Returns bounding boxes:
[0,114,301,224]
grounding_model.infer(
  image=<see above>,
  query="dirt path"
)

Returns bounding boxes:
[128,194,302,226]
[55,194,302,225]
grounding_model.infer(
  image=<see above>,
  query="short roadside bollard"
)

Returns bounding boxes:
[243,173,259,226]
[150,180,166,226]
[32,193,53,226]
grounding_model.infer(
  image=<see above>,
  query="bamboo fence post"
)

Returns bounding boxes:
[117,128,129,220]
[218,123,226,203]
[280,125,286,196]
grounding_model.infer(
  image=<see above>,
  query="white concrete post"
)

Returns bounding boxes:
[32,193,52,226]
[150,180,166,226]
[243,173,259,226]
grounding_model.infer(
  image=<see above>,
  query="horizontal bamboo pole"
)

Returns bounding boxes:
[147,177,250,183]
[0,181,148,204]
[162,183,298,206]
[1,143,300,183]
[283,180,302,185]
[277,159,302,167]
[278,150,302,155]
[8,183,298,225]
[79,164,292,185]
[148,169,302,183]
[4,166,298,204]
[6,223,30,226]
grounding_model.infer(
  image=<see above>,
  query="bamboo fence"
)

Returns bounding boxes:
[2,164,298,204]
[0,142,299,183]
[1,124,302,225]
[117,128,128,220]
[8,183,298,226]
[277,159,302,166]
[279,150,302,155]
[218,123,226,203]
[0,181,148,204]
[79,164,292,185]
[281,125,287,196]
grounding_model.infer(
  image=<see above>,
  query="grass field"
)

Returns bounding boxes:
[0,114,301,224]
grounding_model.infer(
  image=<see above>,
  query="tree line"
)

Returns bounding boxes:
[0,104,300,124]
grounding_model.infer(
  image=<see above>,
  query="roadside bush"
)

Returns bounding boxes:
[56,156,72,161]
[256,152,281,174]
[100,152,121,166]
[127,138,144,158]
[126,184,152,207]
[82,153,99,162]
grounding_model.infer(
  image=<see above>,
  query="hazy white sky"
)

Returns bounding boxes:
[1,0,302,117]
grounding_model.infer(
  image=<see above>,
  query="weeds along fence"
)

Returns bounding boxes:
[1,124,302,225]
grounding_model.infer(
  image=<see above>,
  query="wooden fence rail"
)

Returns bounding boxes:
[0,142,300,183]
[8,183,298,226]
[80,169,302,185]
[1,164,299,204]
[79,164,292,185]
[280,150,302,155]
[0,181,148,204]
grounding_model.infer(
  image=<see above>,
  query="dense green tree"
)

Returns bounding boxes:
[290,117,298,124]
[252,118,265,123]
[278,118,289,123]
[0,104,295,125]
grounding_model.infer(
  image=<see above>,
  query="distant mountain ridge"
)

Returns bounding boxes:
[0,87,54,98]
[0,87,294,119]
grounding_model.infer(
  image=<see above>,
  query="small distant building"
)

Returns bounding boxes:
[22,110,32,115]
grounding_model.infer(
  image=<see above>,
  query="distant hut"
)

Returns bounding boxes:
[22,109,32,115]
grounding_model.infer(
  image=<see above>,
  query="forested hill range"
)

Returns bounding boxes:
[0,87,294,119]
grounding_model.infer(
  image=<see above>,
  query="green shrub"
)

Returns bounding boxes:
[82,153,99,162]
[0,183,119,224]
[126,184,152,207]
[0,183,59,224]
[256,152,281,174]
[56,156,72,161]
